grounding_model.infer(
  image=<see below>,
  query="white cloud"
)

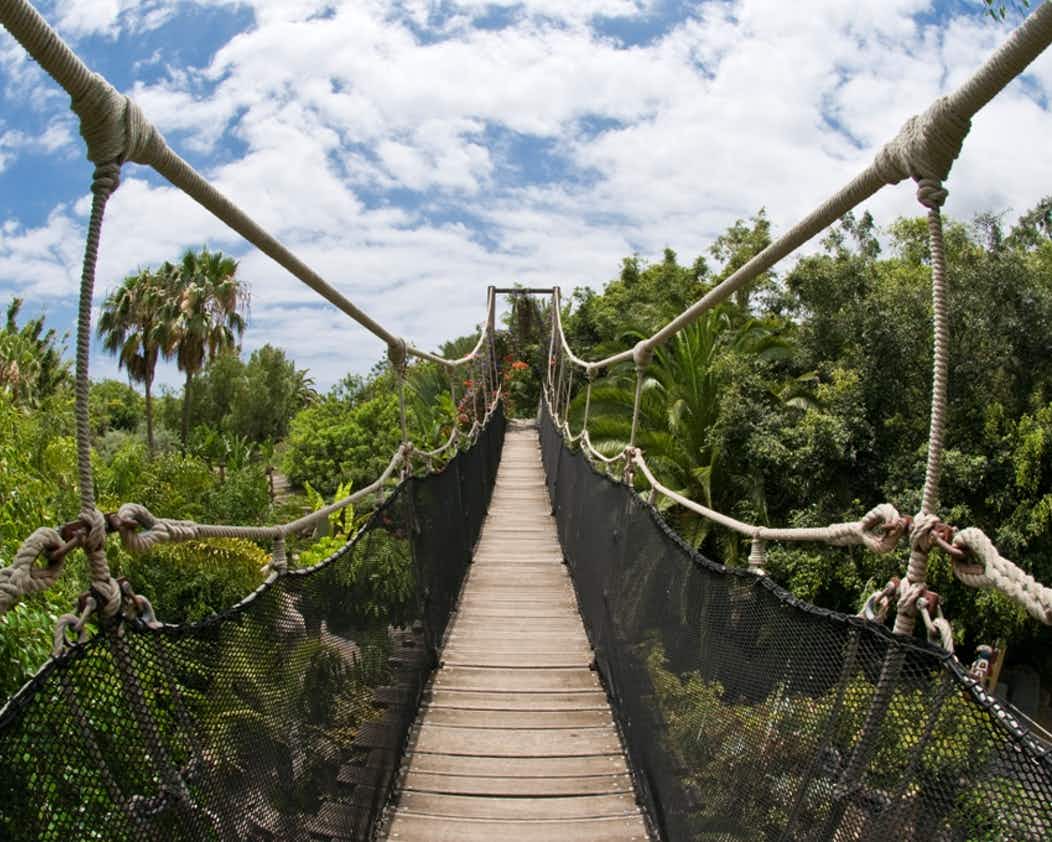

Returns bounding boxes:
[49,0,186,38]
[2,0,1051,390]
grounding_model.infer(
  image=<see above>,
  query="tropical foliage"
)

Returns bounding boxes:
[559,202,1052,681]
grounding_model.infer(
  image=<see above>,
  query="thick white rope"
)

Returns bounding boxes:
[548,3,1052,371]
[953,528,1052,625]
[894,182,950,636]
[114,446,405,556]
[630,449,906,553]
[0,528,66,613]
[0,0,500,373]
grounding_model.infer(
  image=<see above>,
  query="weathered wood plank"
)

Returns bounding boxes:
[402,771,634,797]
[397,791,639,820]
[432,666,601,692]
[425,689,610,711]
[442,650,590,668]
[418,707,612,729]
[384,814,648,842]
[412,725,623,757]
[404,753,630,777]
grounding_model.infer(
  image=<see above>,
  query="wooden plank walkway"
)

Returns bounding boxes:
[382,425,650,841]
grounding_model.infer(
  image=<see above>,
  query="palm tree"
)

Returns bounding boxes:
[97,270,168,451]
[166,248,248,450]
[573,305,799,559]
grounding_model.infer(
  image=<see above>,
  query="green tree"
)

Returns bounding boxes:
[88,379,144,436]
[230,344,317,443]
[0,298,70,406]
[284,390,402,496]
[576,305,794,557]
[165,248,248,450]
[97,269,169,452]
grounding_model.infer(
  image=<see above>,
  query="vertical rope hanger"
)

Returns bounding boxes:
[894,177,951,637]
[71,162,123,618]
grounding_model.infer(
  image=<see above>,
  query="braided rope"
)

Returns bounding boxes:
[918,181,950,516]
[0,528,66,613]
[953,527,1052,625]
[626,447,907,551]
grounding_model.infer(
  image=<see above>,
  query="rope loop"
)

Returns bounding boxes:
[845,503,908,552]
[0,527,68,613]
[116,503,200,554]
[916,177,948,210]
[52,595,96,657]
[860,577,900,623]
[917,591,954,652]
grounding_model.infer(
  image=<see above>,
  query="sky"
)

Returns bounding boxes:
[0,0,1050,391]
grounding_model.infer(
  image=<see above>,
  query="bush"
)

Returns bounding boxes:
[284,393,401,496]
[125,538,270,623]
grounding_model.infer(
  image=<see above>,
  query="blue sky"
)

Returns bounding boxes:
[1,0,1050,390]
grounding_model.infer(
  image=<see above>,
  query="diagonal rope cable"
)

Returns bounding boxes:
[546,3,1052,371]
[0,0,496,371]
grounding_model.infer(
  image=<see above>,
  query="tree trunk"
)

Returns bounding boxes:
[145,372,155,455]
[181,369,193,453]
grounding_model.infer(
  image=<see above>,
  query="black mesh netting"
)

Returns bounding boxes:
[540,403,1052,842]
[0,406,504,842]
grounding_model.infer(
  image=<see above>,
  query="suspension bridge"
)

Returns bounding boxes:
[2,1,1052,839]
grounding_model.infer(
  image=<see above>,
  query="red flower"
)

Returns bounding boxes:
[511,360,529,371]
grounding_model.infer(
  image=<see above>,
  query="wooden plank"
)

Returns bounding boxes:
[412,725,623,757]
[404,752,630,777]
[397,791,639,820]
[457,598,577,611]
[454,607,579,619]
[432,667,600,692]
[425,689,610,711]
[384,814,648,842]
[419,707,612,729]
[382,428,645,842]
[444,636,591,652]
[402,771,633,797]
[442,650,590,668]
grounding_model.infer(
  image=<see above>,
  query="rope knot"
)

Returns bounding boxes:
[632,340,653,370]
[80,507,121,618]
[116,503,199,554]
[0,527,67,614]
[387,339,408,375]
[91,160,121,196]
[856,503,906,553]
[873,96,971,186]
[71,76,166,167]
[909,512,939,553]
[897,579,927,614]
[916,178,948,209]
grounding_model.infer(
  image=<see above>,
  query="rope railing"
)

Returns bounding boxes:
[548,5,1052,375]
[0,1,505,625]
[0,0,498,374]
[542,1,1052,641]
